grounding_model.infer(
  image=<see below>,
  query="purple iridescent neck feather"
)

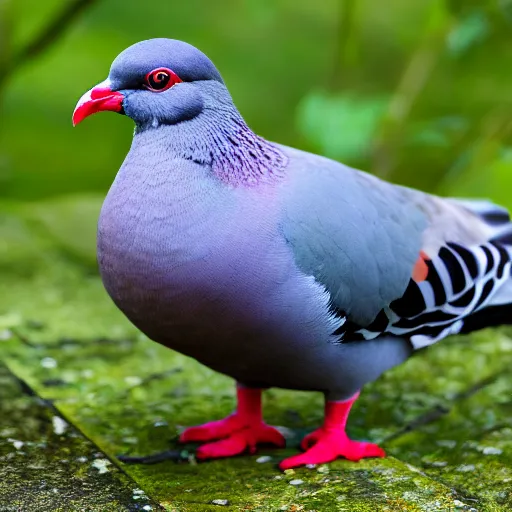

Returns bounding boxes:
[134,81,288,187]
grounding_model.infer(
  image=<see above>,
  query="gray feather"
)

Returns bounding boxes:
[280,146,427,325]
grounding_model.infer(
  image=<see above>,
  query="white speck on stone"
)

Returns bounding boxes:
[132,489,147,500]
[402,491,421,502]
[124,376,142,387]
[91,458,111,474]
[76,456,88,463]
[289,479,304,486]
[405,463,425,475]
[456,464,475,472]
[142,506,152,511]
[482,446,502,455]
[8,439,24,450]
[256,455,272,463]
[436,439,456,449]
[273,475,282,480]
[453,499,466,507]
[430,461,448,467]
[0,329,13,341]
[153,420,168,428]
[41,357,57,369]
[52,416,68,435]
[305,463,316,469]
[211,499,229,506]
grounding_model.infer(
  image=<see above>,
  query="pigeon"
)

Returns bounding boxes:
[73,38,512,470]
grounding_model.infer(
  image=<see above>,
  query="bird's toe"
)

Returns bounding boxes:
[196,432,249,459]
[195,424,285,460]
[179,414,244,443]
[300,428,323,451]
[280,432,385,470]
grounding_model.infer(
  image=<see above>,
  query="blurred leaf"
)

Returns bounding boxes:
[447,10,490,56]
[296,90,388,161]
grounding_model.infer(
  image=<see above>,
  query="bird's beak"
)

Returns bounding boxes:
[72,80,124,126]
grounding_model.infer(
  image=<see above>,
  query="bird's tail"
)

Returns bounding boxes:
[451,199,512,333]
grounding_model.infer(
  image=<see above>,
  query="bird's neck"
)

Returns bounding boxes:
[135,98,288,187]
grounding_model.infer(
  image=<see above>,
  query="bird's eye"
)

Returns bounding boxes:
[144,67,182,92]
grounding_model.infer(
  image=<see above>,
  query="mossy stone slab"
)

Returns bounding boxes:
[0,361,159,511]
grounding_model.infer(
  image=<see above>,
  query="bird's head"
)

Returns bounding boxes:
[72,38,224,129]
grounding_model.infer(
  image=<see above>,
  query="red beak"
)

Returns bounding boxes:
[72,81,124,126]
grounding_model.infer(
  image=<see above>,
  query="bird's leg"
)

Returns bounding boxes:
[180,384,285,460]
[279,391,385,470]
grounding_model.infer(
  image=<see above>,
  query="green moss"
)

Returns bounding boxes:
[1,197,511,510]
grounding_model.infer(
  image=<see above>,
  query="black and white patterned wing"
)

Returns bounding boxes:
[341,241,512,348]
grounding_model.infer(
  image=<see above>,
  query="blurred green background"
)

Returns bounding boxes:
[1,0,512,205]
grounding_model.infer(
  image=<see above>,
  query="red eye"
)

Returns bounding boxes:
[144,67,182,92]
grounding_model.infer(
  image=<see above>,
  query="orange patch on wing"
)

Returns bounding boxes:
[412,250,430,282]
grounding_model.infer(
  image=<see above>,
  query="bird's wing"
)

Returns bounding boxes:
[279,146,512,347]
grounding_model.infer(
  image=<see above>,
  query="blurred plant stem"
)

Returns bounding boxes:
[0,0,13,74]
[0,0,97,93]
[371,0,452,179]
[330,0,359,89]
[441,108,512,193]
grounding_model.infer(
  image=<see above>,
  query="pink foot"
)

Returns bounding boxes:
[179,386,285,460]
[280,429,385,470]
[280,393,385,470]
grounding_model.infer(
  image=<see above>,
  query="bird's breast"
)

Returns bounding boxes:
[96,158,289,351]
